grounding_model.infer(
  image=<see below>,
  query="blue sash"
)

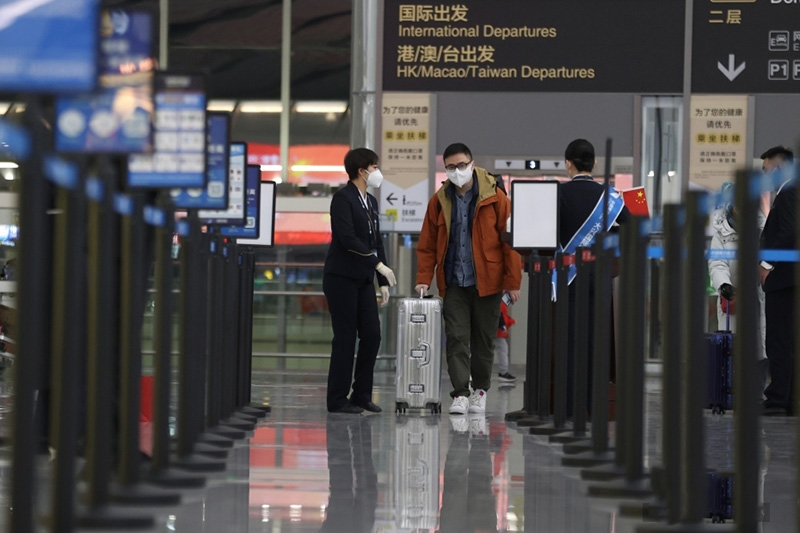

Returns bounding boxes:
[552,189,625,300]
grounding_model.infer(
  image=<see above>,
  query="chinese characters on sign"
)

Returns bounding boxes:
[380,93,434,232]
[384,0,685,92]
[689,95,748,190]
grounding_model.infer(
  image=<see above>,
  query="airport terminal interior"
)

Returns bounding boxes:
[1,0,800,532]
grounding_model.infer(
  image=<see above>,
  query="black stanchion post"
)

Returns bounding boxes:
[10,99,52,533]
[112,193,179,506]
[734,169,762,532]
[148,199,206,488]
[508,254,541,424]
[78,160,153,528]
[237,248,265,418]
[537,257,553,421]
[571,248,592,439]
[47,166,87,531]
[219,242,256,430]
[562,236,615,468]
[552,253,569,428]
[680,191,709,524]
[587,216,652,498]
[173,216,228,471]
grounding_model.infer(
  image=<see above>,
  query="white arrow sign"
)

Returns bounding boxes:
[717,54,745,81]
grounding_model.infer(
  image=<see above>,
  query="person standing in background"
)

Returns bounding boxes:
[758,146,796,416]
[323,148,396,414]
[707,181,768,400]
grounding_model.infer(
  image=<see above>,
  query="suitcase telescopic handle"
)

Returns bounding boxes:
[419,288,424,298]
[417,341,431,366]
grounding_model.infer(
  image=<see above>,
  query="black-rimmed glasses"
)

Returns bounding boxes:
[444,160,472,172]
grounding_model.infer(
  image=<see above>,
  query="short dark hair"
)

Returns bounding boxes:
[565,138,595,172]
[343,147,379,180]
[443,142,472,161]
[760,145,794,163]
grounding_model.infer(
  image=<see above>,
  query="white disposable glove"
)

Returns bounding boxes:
[380,286,390,308]
[415,284,429,297]
[376,262,397,287]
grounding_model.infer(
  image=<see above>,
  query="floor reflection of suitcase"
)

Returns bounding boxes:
[395,296,442,414]
[706,330,733,414]
[394,416,440,531]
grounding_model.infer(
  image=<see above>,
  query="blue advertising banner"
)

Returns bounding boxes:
[171,112,230,209]
[198,142,247,225]
[127,72,206,188]
[219,165,261,238]
[0,0,99,93]
[56,8,155,153]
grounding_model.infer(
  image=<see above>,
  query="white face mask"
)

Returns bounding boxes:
[366,169,384,188]
[446,163,473,187]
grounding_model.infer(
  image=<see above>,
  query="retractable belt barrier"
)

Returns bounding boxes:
[505,160,799,532]
[4,107,266,532]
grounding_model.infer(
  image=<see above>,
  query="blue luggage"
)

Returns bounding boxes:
[706,470,733,523]
[705,329,733,414]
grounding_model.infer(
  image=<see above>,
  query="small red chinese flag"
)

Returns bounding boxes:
[621,186,650,217]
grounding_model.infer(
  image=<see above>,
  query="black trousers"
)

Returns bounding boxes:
[323,273,381,411]
[764,285,795,411]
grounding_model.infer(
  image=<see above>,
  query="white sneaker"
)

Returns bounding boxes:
[468,389,487,413]
[449,395,469,415]
[469,414,487,437]
[449,415,468,433]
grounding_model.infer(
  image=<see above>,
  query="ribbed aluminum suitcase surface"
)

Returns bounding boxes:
[394,416,440,530]
[395,296,442,414]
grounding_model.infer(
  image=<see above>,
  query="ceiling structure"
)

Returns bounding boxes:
[110,0,355,144]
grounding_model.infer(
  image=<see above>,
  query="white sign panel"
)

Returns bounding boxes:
[689,94,749,190]
[380,92,434,232]
[511,180,559,250]
[236,182,276,247]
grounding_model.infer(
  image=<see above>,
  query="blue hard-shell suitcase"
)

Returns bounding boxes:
[706,470,734,523]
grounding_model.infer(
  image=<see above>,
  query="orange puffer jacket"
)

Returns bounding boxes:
[416,167,522,298]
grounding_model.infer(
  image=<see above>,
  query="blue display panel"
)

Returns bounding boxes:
[55,8,155,153]
[198,142,247,225]
[170,112,230,209]
[219,165,261,238]
[0,0,99,93]
[127,72,206,188]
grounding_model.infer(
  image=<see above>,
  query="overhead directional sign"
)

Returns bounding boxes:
[693,0,800,93]
[384,0,685,93]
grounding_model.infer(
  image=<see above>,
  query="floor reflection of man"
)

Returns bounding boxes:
[440,419,497,533]
[321,415,377,533]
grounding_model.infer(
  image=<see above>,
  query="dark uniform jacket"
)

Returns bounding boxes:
[324,181,390,286]
[761,183,797,293]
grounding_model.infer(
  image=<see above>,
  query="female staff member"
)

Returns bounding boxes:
[324,148,396,414]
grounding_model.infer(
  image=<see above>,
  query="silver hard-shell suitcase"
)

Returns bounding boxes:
[394,416,440,530]
[395,296,442,414]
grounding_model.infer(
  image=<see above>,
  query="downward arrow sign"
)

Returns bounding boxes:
[717,54,745,81]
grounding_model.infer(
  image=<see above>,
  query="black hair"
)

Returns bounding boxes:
[343,147,379,180]
[565,138,595,172]
[760,145,794,163]
[443,142,472,161]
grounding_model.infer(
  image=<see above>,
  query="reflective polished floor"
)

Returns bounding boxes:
[0,366,797,532]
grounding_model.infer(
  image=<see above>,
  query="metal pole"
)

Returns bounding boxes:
[625,217,647,483]
[350,0,380,149]
[552,253,569,428]
[279,0,291,184]
[572,248,591,436]
[591,236,611,454]
[49,178,85,532]
[662,205,684,523]
[734,169,761,532]
[537,257,553,421]
[680,0,694,198]
[159,0,169,68]
[10,98,52,533]
[507,254,540,422]
[680,191,707,524]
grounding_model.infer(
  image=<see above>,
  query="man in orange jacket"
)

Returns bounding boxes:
[415,142,522,416]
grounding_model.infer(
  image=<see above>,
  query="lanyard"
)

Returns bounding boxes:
[356,190,377,244]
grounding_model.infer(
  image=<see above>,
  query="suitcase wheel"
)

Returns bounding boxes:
[395,401,408,414]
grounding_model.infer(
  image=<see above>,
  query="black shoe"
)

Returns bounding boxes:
[352,400,382,413]
[498,372,517,383]
[761,403,787,416]
[328,403,363,414]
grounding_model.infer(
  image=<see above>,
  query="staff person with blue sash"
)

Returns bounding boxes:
[558,139,629,417]
[323,148,397,414]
